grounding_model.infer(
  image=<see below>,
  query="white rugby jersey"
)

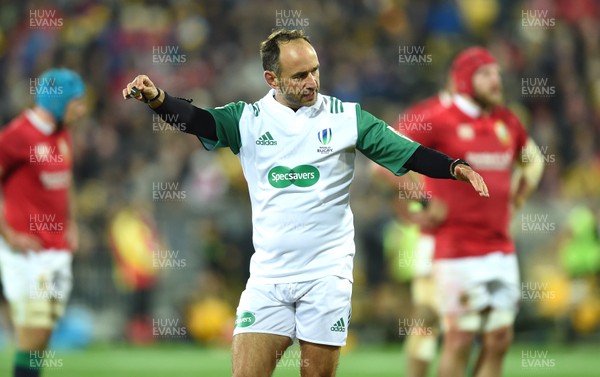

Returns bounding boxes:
[202,90,419,284]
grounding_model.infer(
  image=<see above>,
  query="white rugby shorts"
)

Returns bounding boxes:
[0,237,73,328]
[233,275,352,346]
[433,252,519,332]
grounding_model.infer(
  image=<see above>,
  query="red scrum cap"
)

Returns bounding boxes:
[451,47,496,97]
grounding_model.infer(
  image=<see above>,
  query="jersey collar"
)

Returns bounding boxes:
[453,94,481,119]
[25,109,55,135]
[303,92,325,117]
[265,89,325,117]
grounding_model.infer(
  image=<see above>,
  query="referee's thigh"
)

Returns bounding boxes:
[232,332,291,377]
[299,340,341,377]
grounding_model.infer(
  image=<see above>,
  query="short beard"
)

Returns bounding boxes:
[473,92,502,110]
[279,86,318,110]
[282,91,304,109]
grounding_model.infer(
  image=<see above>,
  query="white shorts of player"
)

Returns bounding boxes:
[433,252,519,333]
[233,275,352,346]
[0,237,72,328]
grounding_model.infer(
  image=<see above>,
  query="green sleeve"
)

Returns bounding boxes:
[202,101,246,154]
[356,105,420,175]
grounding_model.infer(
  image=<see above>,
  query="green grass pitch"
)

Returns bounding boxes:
[1,343,598,376]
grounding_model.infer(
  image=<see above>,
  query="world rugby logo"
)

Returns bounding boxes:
[317,128,333,154]
[318,128,332,145]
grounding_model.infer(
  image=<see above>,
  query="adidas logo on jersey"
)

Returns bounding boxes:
[256,131,277,145]
[330,317,346,332]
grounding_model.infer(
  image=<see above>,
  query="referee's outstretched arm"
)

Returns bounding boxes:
[123,75,489,198]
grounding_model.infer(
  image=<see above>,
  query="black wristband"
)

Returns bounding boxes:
[143,88,161,104]
[450,159,470,180]
[402,145,454,179]
[152,92,217,140]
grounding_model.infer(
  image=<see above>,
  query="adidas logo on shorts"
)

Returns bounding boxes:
[256,131,277,145]
[330,317,346,332]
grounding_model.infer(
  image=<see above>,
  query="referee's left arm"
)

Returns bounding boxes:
[356,106,489,197]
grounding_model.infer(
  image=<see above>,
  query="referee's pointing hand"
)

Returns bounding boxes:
[122,75,164,107]
[454,164,490,197]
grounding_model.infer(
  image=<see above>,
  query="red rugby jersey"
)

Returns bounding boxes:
[0,110,73,251]
[399,95,528,259]
[397,91,450,236]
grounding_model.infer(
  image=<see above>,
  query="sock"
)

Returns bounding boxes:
[14,350,42,377]
[406,333,437,362]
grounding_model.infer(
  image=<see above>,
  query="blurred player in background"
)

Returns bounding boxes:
[0,281,12,341]
[0,68,85,377]
[374,88,453,377]
[381,47,544,377]
[123,29,489,377]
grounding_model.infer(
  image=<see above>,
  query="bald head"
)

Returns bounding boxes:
[260,29,312,75]
[277,39,319,78]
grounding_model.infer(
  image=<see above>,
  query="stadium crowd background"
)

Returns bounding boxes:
[0,0,599,348]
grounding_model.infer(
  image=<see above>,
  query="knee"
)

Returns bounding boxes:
[15,326,53,351]
[483,327,513,355]
[413,304,438,329]
[443,329,475,354]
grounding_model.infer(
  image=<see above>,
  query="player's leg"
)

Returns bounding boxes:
[299,340,340,377]
[406,295,438,377]
[434,256,490,377]
[473,254,519,377]
[0,276,13,340]
[473,323,513,377]
[232,333,292,377]
[0,245,72,377]
[13,326,53,376]
[437,314,477,377]
[231,283,295,377]
[406,235,438,377]
[15,327,53,349]
[295,276,352,377]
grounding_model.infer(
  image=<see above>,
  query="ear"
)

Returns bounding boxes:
[264,71,278,89]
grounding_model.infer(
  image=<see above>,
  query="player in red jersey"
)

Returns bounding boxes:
[0,68,85,377]
[377,47,544,377]
[410,48,543,377]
